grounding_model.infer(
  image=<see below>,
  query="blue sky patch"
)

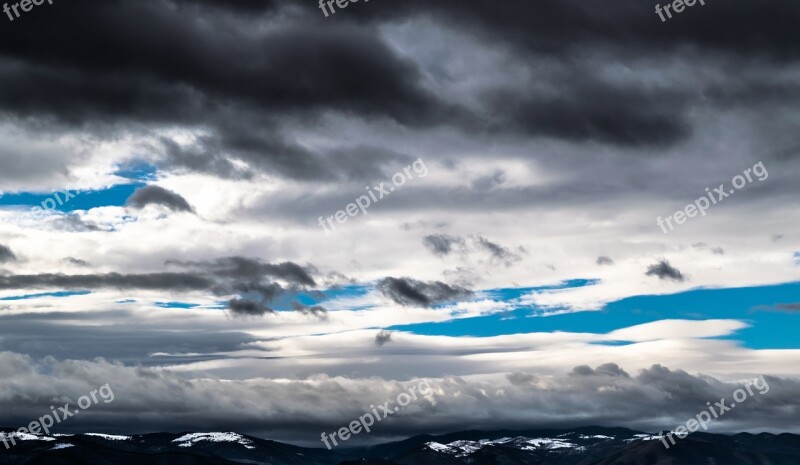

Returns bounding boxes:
[388,281,800,350]
[0,183,144,212]
[0,290,92,301]
[154,301,201,309]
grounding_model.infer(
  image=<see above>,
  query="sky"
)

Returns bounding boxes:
[0,0,799,447]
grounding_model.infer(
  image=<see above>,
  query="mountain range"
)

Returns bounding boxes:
[2,426,799,465]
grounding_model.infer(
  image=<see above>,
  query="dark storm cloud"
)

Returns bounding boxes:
[645,260,686,282]
[0,0,796,227]
[482,76,692,147]
[351,0,800,146]
[182,0,800,66]
[378,277,472,307]
[0,0,452,180]
[126,185,194,212]
[0,244,15,263]
[1,0,797,188]
[174,0,279,12]
[0,0,437,124]
[389,0,800,61]
[422,234,464,257]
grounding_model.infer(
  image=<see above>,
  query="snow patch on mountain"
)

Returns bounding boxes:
[51,443,75,450]
[625,433,662,442]
[172,432,255,449]
[0,432,56,442]
[425,441,451,452]
[85,433,132,441]
[579,434,614,439]
[522,437,580,449]
[425,436,583,456]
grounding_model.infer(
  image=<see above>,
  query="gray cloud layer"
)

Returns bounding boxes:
[0,256,323,317]
[0,354,796,444]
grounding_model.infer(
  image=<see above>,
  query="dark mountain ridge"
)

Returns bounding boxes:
[2,426,799,465]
